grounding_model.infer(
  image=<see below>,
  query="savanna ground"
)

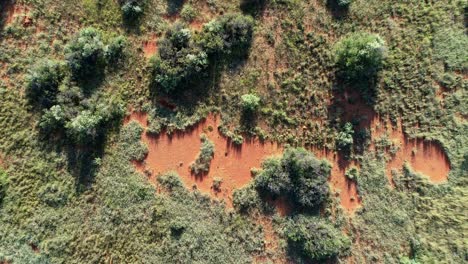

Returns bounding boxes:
[0,0,467,263]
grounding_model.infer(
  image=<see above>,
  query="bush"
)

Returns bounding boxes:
[26,60,65,108]
[120,121,148,161]
[254,148,330,209]
[104,36,127,63]
[190,134,215,174]
[285,216,351,261]
[336,122,354,150]
[152,23,209,92]
[334,32,386,81]
[433,28,468,71]
[121,0,145,20]
[337,0,352,6]
[241,93,260,112]
[65,27,105,79]
[233,185,261,212]
[198,14,254,55]
[65,110,102,144]
[345,166,359,181]
[180,4,197,22]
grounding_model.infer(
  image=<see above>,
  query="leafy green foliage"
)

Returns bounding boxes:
[334,32,386,81]
[241,93,260,112]
[65,27,105,79]
[180,4,197,22]
[190,134,215,175]
[254,148,331,209]
[233,184,261,212]
[152,23,208,92]
[104,36,127,63]
[433,28,468,71]
[26,60,65,108]
[336,122,354,150]
[337,0,352,6]
[119,121,148,161]
[284,216,351,261]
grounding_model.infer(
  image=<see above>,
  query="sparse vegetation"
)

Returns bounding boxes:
[190,134,215,175]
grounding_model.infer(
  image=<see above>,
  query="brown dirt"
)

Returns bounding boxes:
[189,19,204,31]
[4,2,30,26]
[142,35,158,58]
[371,118,450,184]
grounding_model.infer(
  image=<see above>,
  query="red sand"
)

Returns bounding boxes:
[142,36,158,58]
[125,111,450,213]
[126,113,281,206]
[371,118,450,184]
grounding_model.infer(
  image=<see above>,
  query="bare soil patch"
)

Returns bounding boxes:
[142,35,158,58]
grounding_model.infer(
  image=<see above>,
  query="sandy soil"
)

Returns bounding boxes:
[142,35,158,58]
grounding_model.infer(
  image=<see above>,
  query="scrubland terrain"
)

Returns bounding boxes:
[0,0,466,263]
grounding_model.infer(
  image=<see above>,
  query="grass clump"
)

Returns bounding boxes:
[190,134,215,175]
[119,121,148,161]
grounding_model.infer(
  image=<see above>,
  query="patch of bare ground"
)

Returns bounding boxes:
[371,118,450,184]
[142,35,158,58]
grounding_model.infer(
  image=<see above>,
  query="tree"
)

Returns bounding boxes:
[336,122,354,150]
[334,32,385,81]
[104,36,127,63]
[65,27,105,79]
[285,216,351,261]
[241,93,260,112]
[26,59,65,108]
[121,0,145,20]
[65,110,102,144]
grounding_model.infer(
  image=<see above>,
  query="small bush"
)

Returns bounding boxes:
[26,60,65,108]
[120,121,148,161]
[336,122,354,150]
[104,35,127,63]
[233,185,261,212]
[180,4,197,22]
[241,93,260,112]
[345,166,359,181]
[334,32,386,81]
[337,0,352,6]
[121,0,145,20]
[285,216,351,261]
[190,134,215,174]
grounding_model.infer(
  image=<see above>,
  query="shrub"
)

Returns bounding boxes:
[152,23,208,92]
[334,32,386,81]
[190,134,215,174]
[180,4,197,22]
[65,110,102,144]
[254,148,330,209]
[345,166,359,181]
[65,27,105,79]
[233,185,261,212]
[337,0,352,6]
[285,216,351,261]
[39,105,66,132]
[121,0,145,20]
[120,121,148,161]
[241,93,260,112]
[26,60,65,108]
[104,35,127,63]
[198,14,254,55]
[336,122,354,150]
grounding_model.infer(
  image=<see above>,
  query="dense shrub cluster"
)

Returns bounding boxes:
[254,148,331,209]
[190,134,215,174]
[152,14,254,92]
[284,216,351,261]
[336,122,354,151]
[120,0,146,21]
[26,27,127,144]
[334,32,386,82]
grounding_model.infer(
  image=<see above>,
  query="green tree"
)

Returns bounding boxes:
[336,122,354,150]
[65,27,105,79]
[26,59,65,108]
[334,32,386,81]
[65,110,102,144]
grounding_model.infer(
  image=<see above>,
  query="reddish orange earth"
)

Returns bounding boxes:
[371,118,450,184]
[125,112,450,214]
[142,35,158,58]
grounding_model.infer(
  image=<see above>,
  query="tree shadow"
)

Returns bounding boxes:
[0,0,14,31]
[326,0,350,20]
[240,0,267,18]
[166,0,184,16]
